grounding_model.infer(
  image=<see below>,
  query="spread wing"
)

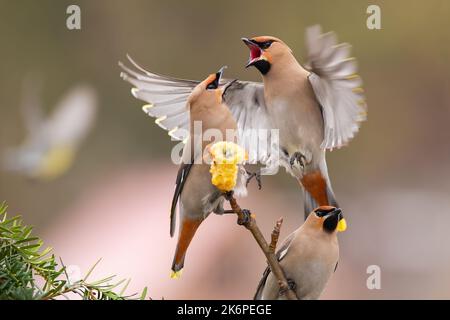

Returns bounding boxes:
[120,57,275,168]
[305,25,367,150]
[119,56,199,142]
[222,81,275,169]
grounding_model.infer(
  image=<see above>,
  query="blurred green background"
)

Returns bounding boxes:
[1,0,449,299]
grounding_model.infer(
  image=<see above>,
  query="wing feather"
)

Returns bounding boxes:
[305,25,367,150]
[170,162,193,237]
[120,57,275,168]
[119,56,198,142]
[222,81,275,170]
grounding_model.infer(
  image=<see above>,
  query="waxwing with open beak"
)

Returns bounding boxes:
[238,26,367,218]
[120,62,248,278]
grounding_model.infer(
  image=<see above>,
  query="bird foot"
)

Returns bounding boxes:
[287,278,297,291]
[237,209,251,226]
[224,190,234,201]
[289,152,306,170]
[246,170,262,190]
[279,278,297,297]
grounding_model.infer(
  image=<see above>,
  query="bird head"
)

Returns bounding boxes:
[307,206,347,234]
[188,66,227,108]
[241,36,292,75]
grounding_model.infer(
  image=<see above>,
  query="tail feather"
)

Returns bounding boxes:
[303,189,318,219]
[301,170,338,219]
[171,218,202,276]
[303,186,338,219]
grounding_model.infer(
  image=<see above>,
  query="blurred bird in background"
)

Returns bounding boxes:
[254,206,345,300]
[120,62,249,278]
[237,25,367,218]
[2,76,98,181]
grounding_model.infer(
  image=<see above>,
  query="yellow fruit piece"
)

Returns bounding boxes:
[208,142,246,192]
[337,218,347,232]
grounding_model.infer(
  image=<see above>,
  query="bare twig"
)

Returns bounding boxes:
[224,192,298,300]
[269,218,283,254]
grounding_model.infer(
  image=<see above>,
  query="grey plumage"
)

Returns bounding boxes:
[239,26,366,217]
[306,25,367,150]
[254,207,342,300]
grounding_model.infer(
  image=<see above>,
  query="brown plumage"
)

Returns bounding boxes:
[120,58,252,277]
[169,68,247,276]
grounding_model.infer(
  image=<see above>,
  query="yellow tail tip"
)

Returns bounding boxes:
[170,269,183,279]
[337,218,347,232]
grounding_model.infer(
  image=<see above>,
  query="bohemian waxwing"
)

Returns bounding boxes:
[254,206,345,300]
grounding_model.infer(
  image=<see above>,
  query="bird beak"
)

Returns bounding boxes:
[242,37,262,68]
[216,65,227,83]
[207,66,227,90]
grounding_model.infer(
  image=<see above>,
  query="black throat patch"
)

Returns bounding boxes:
[323,213,340,233]
[253,59,271,75]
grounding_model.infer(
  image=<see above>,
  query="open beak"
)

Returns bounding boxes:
[216,65,227,83]
[208,66,227,89]
[216,66,238,99]
[242,38,262,68]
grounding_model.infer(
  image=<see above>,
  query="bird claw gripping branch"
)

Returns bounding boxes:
[224,191,252,225]
[238,209,252,226]
[279,279,297,297]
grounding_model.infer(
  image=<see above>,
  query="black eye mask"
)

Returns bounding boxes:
[206,66,226,90]
[206,74,220,90]
[315,207,336,217]
[258,40,274,50]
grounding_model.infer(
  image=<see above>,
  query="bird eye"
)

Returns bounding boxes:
[206,82,217,90]
[206,73,220,90]
[259,40,274,50]
[315,207,335,217]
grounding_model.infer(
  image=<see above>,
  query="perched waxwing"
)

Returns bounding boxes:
[119,62,248,278]
[254,206,346,300]
[239,25,367,218]
[3,77,98,180]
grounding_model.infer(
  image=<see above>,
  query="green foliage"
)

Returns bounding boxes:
[0,202,147,300]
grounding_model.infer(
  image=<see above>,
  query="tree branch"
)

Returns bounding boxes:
[224,192,298,300]
[269,218,283,254]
